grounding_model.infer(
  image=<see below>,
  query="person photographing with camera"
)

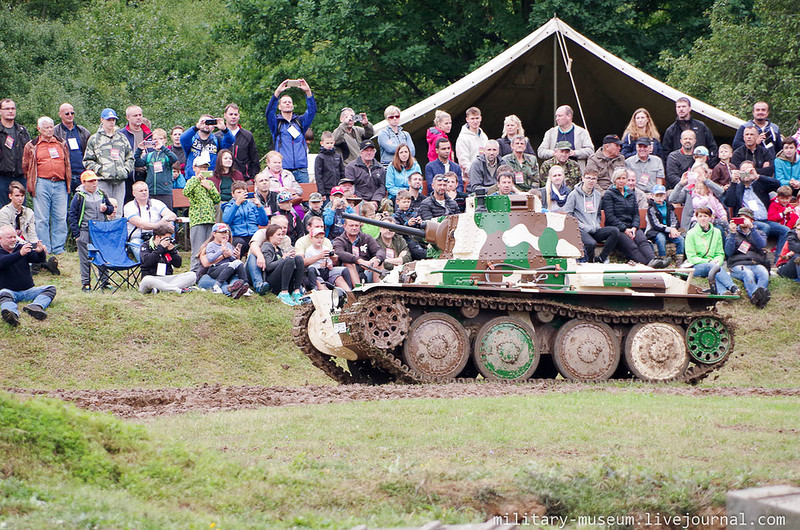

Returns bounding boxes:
[180,114,234,180]
[138,224,197,294]
[265,79,316,184]
[333,107,373,165]
[0,225,56,326]
[725,207,771,308]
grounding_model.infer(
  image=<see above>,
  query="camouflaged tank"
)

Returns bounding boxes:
[292,193,736,385]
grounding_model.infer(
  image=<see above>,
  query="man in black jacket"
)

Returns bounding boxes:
[219,103,260,180]
[661,97,718,166]
[419,174,459,220]
[0,225,56,326]
[333,218,385,283]
[0,99,31,207]
[731,126,774,177]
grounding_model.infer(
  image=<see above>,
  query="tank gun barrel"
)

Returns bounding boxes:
[343,213,427,240]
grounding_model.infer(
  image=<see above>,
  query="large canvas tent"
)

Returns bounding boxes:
[373,17,743,155]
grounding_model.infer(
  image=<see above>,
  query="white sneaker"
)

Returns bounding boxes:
[243,288,253,297]
[769,269,778,277]
[211,284,223,294]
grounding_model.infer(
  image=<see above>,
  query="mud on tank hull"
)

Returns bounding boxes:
[292,272,736,385]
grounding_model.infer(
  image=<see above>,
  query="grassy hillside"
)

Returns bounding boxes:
[1,252,799,390]
[2,389,798,528]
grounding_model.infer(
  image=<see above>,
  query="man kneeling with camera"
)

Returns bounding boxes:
[138,224,197,294]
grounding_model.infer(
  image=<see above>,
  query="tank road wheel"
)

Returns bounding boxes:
[402,313,470,380]
[624,323,689,382]
[685,317,732,364]
[553,319,620,382]
[360,298,410,350]
[473,317,539,381]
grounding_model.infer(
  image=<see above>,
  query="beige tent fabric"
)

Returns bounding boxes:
[373,17,743,157]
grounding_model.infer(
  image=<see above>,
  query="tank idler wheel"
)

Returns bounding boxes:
[473,317,539,381]
[553,319,620,382]
[402,313,470,380]
[624,323,689,382]
[361,298,410,350]
[685,317,732,364]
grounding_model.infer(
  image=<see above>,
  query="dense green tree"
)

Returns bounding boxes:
[663,0,800,131]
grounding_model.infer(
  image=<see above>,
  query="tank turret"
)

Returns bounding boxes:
[293,193,737,386]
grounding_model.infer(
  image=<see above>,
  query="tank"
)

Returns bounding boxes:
[292,193,736,385]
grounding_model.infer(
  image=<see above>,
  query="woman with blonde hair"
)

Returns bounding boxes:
[497,114,535,157]
[621,108,662,158]
[426,109,452,162]
[539,165,571,213]
[377,105,414,165]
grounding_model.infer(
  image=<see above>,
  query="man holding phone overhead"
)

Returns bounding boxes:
[265,78,316,184]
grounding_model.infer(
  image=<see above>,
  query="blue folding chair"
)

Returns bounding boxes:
[87,218,141,293]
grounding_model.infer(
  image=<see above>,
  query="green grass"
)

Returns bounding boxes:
[0,252,330,389]
[2,390,798,528]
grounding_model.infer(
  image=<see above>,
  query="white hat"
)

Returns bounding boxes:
[193,152,211,168]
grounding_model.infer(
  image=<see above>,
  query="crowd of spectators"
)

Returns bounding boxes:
[2,88,800,323]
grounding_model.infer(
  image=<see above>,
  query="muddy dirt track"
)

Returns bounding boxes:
[7,382,800,419]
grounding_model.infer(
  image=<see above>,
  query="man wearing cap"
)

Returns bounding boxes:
[334,107,373,166]
[724,160,788,263]
[0,225,56,326]
[424,138,463,194]
[83,108,134,218]
[537,105,594,172]
[419,174,459,220]
[539,140,581,189]
[725,207,771,307]
[564,171,619,263]
[585,135,626,191]
[337,176,356,199]
[344,140,386,205]
[68,170,115,291]
[625,137,664,194]
[22,116,70,261]
[661,97,718,165]
[322,186,354,239]
[182,153,220,272]
[468,139,502,194]
[54,103,90,196]
[0,99,31,208]
[265,79,316,183]
[665,130,697,190]
[731,126,774,177]
[733,101,782,158]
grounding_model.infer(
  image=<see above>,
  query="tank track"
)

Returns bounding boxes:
[343,289,735,385]
[291,305,366,385]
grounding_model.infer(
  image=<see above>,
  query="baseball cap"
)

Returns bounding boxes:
[693,146,709,157]
[193,152,211,167]
[652,184,667,195]
[339,176,354,184]
[554,141,572,150]
[309,192,324,202]
[602,134,623,145]
[311,227,325,237]
[737,207,755,219]
[100,108,118,120]
[212,222,230,233]
[330,186,344,196]
[277,191,293,203]
[80,170,98,182]
[635,137,652,146]
[360,140,376,150]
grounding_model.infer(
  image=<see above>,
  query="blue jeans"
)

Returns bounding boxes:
[691,262,735,294]
[754,220,789,263]
[778,261,800,282]
[653,232,685,257]
[197,273,233,295]
[289,167,309,184]
[0,285,57,316]
[730,264,769,297]
[246,253,264,290]
[33,179,69,255]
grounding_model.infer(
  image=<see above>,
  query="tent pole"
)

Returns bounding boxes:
[553,34,557,123]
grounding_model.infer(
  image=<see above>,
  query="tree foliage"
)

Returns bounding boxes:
[662,0,800,131]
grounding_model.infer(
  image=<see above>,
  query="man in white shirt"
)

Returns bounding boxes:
[123,180,177,259]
